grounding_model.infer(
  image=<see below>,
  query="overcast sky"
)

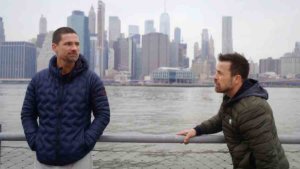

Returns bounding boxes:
[0,0,299,62]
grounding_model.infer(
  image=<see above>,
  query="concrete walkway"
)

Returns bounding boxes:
[1,144,299,169]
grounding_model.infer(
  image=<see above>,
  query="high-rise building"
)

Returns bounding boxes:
[170,41,179,67]
[103,30,109,70]
[112,40,121,71]
[141,33,169,79]
[67,10,90,66]
[130,40,140,80]
[89,33,98,71]
[208,36,216,75]
[191,58,210,82]
[280,43,300,77]
[159,0,170,38]
[113,37,131,71]
[0,42,37,79]
[128,25,139,37]
[159,12,170,38]
[97,0,105,77]
[107,48,115,70]
[131,34,141,47]
[222,16,233,54]
[36,15,47,48]
[88,5,96,34]
[193,42,200,59]
[144,20,155,34]
[0,17,5,43]
[39,15,47,34]
[259,57,280,75]
[249,59,259,75]
[201,29,209,60]
[109,16,121,46]
[179,43,188,68]
[295,42,300,56]
[174,27,181,43]
[37,32,54,71]
[280,53,300,77]
[88,5,97,72]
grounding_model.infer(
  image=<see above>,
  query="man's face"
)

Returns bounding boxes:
[52,33,80,64]
[214,61,235,94]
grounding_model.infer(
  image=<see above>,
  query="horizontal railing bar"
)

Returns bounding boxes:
[0,133,300,144]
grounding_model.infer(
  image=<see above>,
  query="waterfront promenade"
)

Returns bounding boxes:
[1,134,300,169]
[1,144,300,168]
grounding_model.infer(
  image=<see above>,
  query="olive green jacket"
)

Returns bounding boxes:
[194,79,289,169]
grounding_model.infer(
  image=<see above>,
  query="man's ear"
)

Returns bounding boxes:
[234,74,242,84]
[52,43,57,52]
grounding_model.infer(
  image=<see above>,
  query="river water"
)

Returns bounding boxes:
[1,84,300,168]
[1,84,299,136]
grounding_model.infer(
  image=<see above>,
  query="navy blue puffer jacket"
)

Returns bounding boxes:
[21,55,110,166]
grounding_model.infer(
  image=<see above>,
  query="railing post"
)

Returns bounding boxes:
[0,124,2,165]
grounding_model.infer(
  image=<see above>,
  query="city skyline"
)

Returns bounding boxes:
[0,0,299,62]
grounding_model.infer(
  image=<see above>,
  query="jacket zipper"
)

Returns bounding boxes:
[55,80,64,162]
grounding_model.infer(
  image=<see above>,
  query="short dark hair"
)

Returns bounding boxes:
[52,27,77,44]
[218,53,249,80]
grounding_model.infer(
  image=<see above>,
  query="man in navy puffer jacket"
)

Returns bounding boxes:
[21,27,110,168]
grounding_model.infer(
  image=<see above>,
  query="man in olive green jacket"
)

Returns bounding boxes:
[177,53,289,169]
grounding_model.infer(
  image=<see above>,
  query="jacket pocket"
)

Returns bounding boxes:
[27,132,37,151]
[84,131,97,151]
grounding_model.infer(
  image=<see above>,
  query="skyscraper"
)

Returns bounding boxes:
[222,16,233,54]
[0,17,5,43]
[141,33,169,79]
[208,36,216,75]
[89,34,98,71]
[193,42,200,59]
[109,16,121,47]
[174,27,181,43]
[131,34,141,47]
[159,13,170,37]
[159,0,170,38]
[36,15,47,48]
[144,20,155,34]
[201,29,209,60]
[280,54,300,77]
[133,47,142,80]
[97,0,105,77]
[113,37,130,71]
[178,43,188,68]
[67,10,90,65]
[295,42,300,56]
[37,32,54,71]
[39,15,47,34]
[0,42,37,78]
[103,30,109,70]
[128,25,139,37]
[170,41,179,67]
[88,5,96,34]
[259,57,280,75]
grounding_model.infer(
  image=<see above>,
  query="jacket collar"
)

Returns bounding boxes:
[223,79,268,106]
[48,54,89,81]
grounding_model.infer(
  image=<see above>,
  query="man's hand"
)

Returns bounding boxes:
[177,128,196,144]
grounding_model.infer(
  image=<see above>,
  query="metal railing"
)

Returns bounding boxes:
[1,124,300,169]
[1,132,300,144]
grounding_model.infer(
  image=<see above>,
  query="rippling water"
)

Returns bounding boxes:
[1,84,299,136]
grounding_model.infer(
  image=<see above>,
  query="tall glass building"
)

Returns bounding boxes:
[0,42,37,79]
[144,20,155,35]
[222,16,233,54]
[159,13,170,38]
